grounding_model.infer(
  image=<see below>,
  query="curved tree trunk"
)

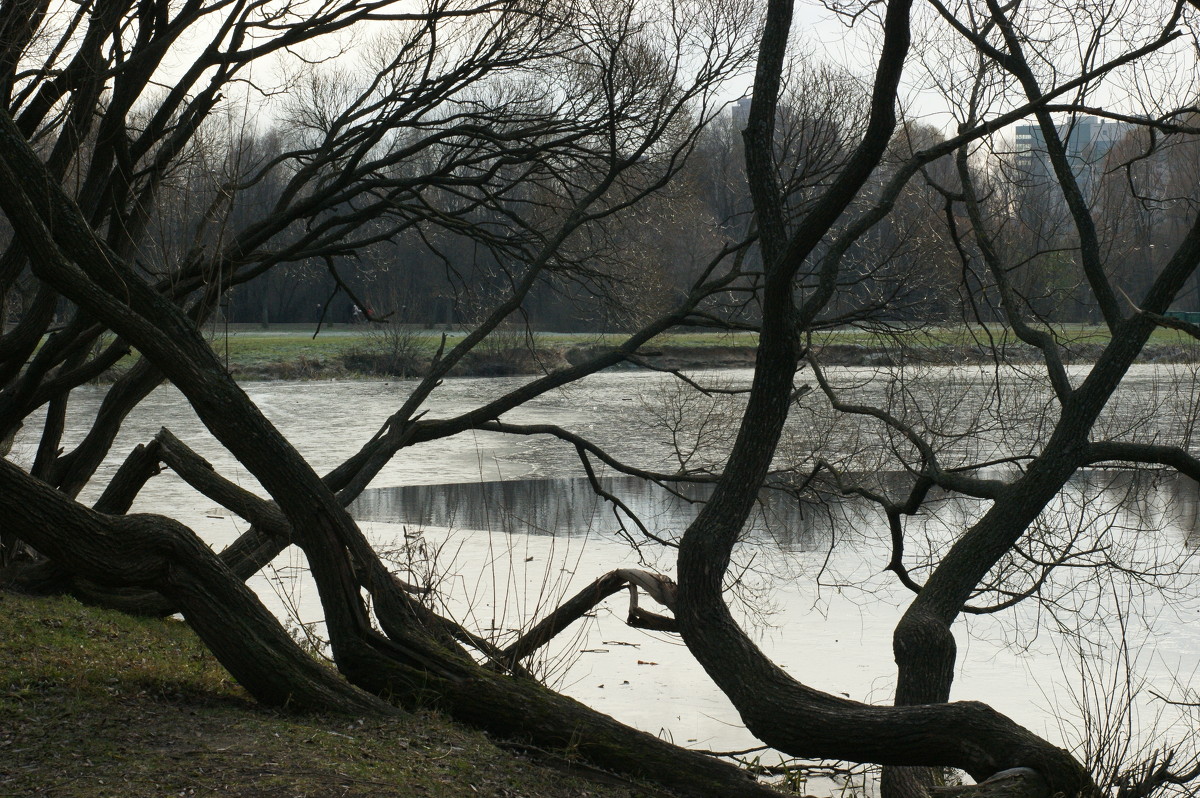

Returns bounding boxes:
[0,457,391,714]
[671,1,1096,797]
[0,100,787,798]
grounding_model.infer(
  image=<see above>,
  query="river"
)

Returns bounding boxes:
[14,365,1200,774]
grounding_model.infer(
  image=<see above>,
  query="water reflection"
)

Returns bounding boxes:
[351,468,1200,555]
[1059,468,1200,547]
[351,475,839,550]
[1161,472,1200,549]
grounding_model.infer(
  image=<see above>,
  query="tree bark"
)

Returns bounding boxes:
[673,1,1094,796]
[0,99,789,798]
[0,457,391,714]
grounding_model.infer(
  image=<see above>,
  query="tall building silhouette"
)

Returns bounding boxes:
[1013,115,1131,196]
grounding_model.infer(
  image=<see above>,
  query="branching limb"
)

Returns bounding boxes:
[477,420,718,490]
[1083,442,1200,481]
[625,355,754,396]
[807,355,1006,500]
[155,428,292,538]
[949,143,1072,404]
[575,443,678,548]
[1131,300,1200,342]
[1116,751,1200,798]
[500,569,678,668]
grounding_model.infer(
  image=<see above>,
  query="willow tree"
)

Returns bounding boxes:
[4,0,1200,796]
[668,2,1200,798]
[0,0,785,794]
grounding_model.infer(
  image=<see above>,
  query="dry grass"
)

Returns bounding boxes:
[0,591,654,798]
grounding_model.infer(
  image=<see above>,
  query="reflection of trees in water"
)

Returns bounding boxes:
[1161,472,1200,550]
[352,476,833,549]
[1058,469,1200,549]
[352,469,1200,556]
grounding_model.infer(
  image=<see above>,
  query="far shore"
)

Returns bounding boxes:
[52,323,1200,382]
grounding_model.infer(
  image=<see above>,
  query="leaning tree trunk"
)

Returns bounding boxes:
[0,457,392,714]
[670,273,1091,795]
[670,1,1096,796]
[0,102,787,798]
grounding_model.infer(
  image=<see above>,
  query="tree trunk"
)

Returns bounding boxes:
[672,1,1095,795]
[0,457,391,714]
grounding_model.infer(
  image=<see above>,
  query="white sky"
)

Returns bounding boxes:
[105,0,1200,147]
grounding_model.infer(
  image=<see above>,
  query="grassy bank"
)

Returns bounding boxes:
[0,591,658,798]
[79,323,1200,381]
[183,327,767,379]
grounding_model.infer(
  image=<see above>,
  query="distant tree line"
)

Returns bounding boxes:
[4,72,1195,333]
[102,109,1194,331]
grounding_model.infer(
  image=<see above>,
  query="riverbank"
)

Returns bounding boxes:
[0,591,663,798]
[58,324,1200,381]
[194,325,1200,380]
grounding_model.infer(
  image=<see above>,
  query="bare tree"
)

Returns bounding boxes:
[0,0,782,794]
[662,2,1200,798]
[5,0,1200,796]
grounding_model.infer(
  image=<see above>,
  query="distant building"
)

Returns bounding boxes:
[731,96,752,130]
[1013,115,1132,196]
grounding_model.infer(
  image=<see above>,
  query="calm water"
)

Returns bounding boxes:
[15,366,1200,763]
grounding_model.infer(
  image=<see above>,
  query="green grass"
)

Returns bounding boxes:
[805,323,1200,350]
[213,333,372,372]
[0,591,656,797]
[75,322,1200,382]
[200,323,1196,354]
[189,328,763,377]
